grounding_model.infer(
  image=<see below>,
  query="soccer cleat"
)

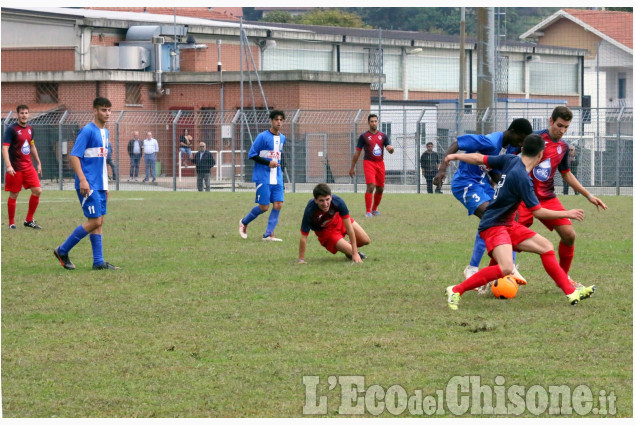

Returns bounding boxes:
[93,262,120,270]
[566,290,581,306]
[579,285,596,300]
[238,219,248,239]
[568,276,585,291]
[359,252,367,260]
[463,265,479,279]
[24,220,42,229]
[365,212,372,218]
[54,247,75,270]
[372,210,380,216]
[476,281,492,295]
[262,234,283,242]
[446,286,461,310]
[8,224,16,230]
[511,264,527,285]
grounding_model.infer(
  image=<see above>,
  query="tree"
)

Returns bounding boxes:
[260,10,295,24]
[298,9,368,28]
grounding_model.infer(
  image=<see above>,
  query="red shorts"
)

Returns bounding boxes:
[363,160,386,187]
[316,216,355,254]
[517,197,571,230]
[4,166,40,193]
[480,222,537,254]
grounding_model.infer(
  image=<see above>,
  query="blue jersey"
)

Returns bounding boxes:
[248,130,285,184]
[71,121,109,191]
[301,194,350,235]
[452,132,505,188]
[478,154,541,232]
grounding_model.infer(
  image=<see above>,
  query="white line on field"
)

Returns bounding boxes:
[1,198,145,204]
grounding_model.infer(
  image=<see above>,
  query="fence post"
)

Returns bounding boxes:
[171,110,182,191]
[291,109,301,193]
[58,111,69,190]
[231,110,241,192]
[415,109,426,194]
[115,111,124,191]
[616,106,624,195]
[352,109,363,193]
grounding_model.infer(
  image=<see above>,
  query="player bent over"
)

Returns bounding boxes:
[443,135,595,310]
[298,183,370,263]
[54,97,119,270]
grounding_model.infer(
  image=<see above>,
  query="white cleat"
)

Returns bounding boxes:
[262,235,283,242]
[239,219,248,239]
[463,265,479,280]
[476,281,492,295]
[512,264,527,286]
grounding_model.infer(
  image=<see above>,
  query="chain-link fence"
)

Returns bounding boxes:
[2,106,632,195]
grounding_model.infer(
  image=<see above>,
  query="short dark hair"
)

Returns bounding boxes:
[269,110,285,120]
[16,104,29,113]
[551,106,573,122]
[93,97,112,108]
[368,114,378,122]
[426,142,433,146]
[508,118,532,136]
[313,183,332,199]
[521,134,545,157]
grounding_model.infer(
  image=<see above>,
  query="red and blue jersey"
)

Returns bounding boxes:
[356,131,390,162]
[301,194,350,235]
[529,129,570,200]
[478,154,541,232]
[3,122,35,172]
[71,122,109,191]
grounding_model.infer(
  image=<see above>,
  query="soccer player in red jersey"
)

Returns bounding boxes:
[516,106,607,288]
[298,183,370,263]
[349,114,395,217]
[2,104,43,229]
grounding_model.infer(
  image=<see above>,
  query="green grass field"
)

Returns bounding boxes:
[1,190,632,417]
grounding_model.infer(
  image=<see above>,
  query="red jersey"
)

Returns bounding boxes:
[529,129,570,200]
[3,122,35,172]
[356,131,391,163]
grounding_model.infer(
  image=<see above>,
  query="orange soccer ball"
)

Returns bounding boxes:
[491,275,519,299]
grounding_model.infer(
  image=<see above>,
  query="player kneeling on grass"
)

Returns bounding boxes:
[444,134,596,310]
[298,183,370,264]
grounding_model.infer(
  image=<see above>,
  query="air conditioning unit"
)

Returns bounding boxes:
[152,36,165,44]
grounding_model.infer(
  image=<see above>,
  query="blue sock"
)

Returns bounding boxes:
[58,225,89,255]
[90,234,104,266]
[264,208,281,237]
[469,232,487,268]
[512,251,517,264]
[242,205,265,226]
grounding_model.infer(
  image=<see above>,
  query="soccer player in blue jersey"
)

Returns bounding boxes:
[239,110,286,242]
[54,97,119,270]
[434,118,532,291]
[298,183,370,263]
[443,134,596,310]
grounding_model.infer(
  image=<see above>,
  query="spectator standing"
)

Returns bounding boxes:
[142,131,159,183]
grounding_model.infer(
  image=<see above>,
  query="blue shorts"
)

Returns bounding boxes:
[77,189,107,218]
[255,183,284,205]
[451,182,494,215]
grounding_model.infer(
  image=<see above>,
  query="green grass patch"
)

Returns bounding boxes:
[1,191,632,417]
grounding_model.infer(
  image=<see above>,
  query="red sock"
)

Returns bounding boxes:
[26,194,39,222]
[454,265,503,295]
[541,250,575,295]
[372,192,383,211]
[558,242,575,275]
[7,197,17,225]
[365,193,372,213]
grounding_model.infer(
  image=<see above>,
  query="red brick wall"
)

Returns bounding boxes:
[2,48,75,72]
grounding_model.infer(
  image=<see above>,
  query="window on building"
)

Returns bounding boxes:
[125,83,142,106]
[36,83,58,103]
[618,73,626,100]
[381,122,392,139]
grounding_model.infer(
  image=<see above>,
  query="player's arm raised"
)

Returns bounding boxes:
[561,171,607,211]
[434,141,461,185]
